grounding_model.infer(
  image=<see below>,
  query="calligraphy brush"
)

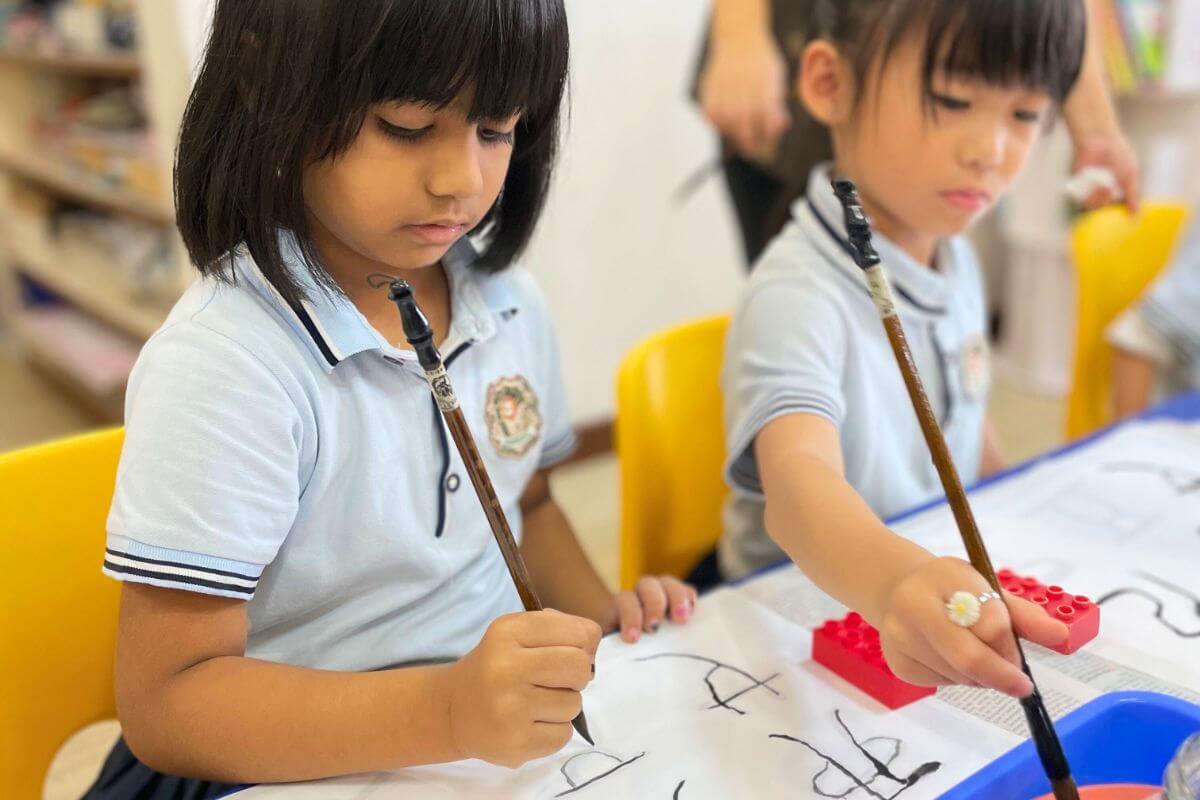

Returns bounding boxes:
[831,178,1079,800]
[377,277,595,746]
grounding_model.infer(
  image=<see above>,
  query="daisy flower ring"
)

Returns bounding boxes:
[946,590,1001,628]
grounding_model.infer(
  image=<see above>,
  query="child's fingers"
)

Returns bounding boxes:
[523,646,595,692]
[880,649,958,688]
[528,721,575,763]
[882,623,977,687]
[510,609,602,655]
[613,591,644,643]
[932,625,1033,698]
[659,577,695,623]
[527,686,584,725]
[968,598,1021,669]
[634,577,669,632]
[1008,594,1070,650]
[904,643,978,688]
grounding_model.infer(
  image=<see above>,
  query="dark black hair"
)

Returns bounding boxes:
[809,0,1087,112]
[175,0,569,306]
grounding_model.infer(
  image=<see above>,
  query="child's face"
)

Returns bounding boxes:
[303,92,519,274]
[802,34,1051,263]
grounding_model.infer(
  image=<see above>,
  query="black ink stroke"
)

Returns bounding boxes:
[635,652,782,714]
[1098,572,1200,639]
[1103,462,1200,496]
[770,710,941,800]
[673,779,685,799]
[1100,462,1200,535]
[554,751,647,797]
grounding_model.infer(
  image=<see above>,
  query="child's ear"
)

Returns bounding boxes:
[797,40,854,128]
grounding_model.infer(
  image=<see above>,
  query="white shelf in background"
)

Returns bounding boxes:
[0,48,141,78]
[12,307,138,420]
[0,147,173,226]
[4,229,172,341]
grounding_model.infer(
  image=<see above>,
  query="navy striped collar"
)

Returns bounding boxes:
[236,233,521,371]
[800,164,956,316]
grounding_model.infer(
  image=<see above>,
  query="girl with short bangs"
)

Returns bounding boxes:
[88,2,696,796]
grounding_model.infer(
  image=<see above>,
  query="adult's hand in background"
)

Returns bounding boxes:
[699,30,791,162]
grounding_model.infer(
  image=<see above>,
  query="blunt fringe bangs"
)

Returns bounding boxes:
[175,0,569,306]
[809,0,1087,113]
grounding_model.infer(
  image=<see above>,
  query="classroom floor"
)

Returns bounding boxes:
[2,344,1066,798]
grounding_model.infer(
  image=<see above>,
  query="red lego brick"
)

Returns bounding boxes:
[812,612,937,710]
[997,568,1100,655]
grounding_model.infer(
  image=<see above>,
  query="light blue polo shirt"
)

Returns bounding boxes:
[102,235,576,671]
[719,165,990,579]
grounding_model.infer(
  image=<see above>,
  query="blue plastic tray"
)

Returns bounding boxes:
[941,692,1200,799]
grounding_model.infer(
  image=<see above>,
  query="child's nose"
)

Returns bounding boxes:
[427,138,485,200]
[961,124,1007,172]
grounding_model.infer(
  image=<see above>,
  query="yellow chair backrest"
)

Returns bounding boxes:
[0,428,124,800]
[1068,203,1191,439]
[616,315,730,590]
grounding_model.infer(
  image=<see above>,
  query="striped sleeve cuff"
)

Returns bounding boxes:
[724,396,843,497]
[102,536,264,600]
[1107,309,1175,367]
[1140,297,1200,362]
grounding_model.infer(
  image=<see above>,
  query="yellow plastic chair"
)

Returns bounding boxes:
[0,428,124,800]
[1067,203,1191,439]
[616,315,731,590]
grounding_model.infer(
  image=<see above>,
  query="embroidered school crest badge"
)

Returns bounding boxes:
[961,334,992,402]
[484,376,543,458]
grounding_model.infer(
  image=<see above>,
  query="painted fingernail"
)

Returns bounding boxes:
[628,628,641,643]
[675,604,690,620]
[649,620,660,633]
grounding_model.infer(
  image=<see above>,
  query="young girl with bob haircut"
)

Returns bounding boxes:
[87,2,696,796]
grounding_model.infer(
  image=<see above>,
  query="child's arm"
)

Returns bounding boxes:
[1112,347,1159,419]
[116,584,599,782]
[980,416,1006,478]
[755,413,1067,697]
[519,470,698,643]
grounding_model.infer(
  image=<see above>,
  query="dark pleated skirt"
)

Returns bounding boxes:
[82,737,244,800]
[685,548,725,593]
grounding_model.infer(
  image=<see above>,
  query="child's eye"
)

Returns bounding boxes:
[931,92,971,112]
[1014,109,1044,124]
[377,117,430,142]
[479,127,515,146]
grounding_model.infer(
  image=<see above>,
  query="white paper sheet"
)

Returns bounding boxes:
[237,589,1014,799]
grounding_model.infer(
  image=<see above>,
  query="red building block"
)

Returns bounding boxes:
[812,612,936,710]
[997,568,1100,655]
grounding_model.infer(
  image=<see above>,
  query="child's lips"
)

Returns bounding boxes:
[940,189,991,213]
[405,221,467,245]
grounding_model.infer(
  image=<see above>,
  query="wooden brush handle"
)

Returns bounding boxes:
[878,314,1001,593]
[868,269,1079,800]
[442,406,543,612]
